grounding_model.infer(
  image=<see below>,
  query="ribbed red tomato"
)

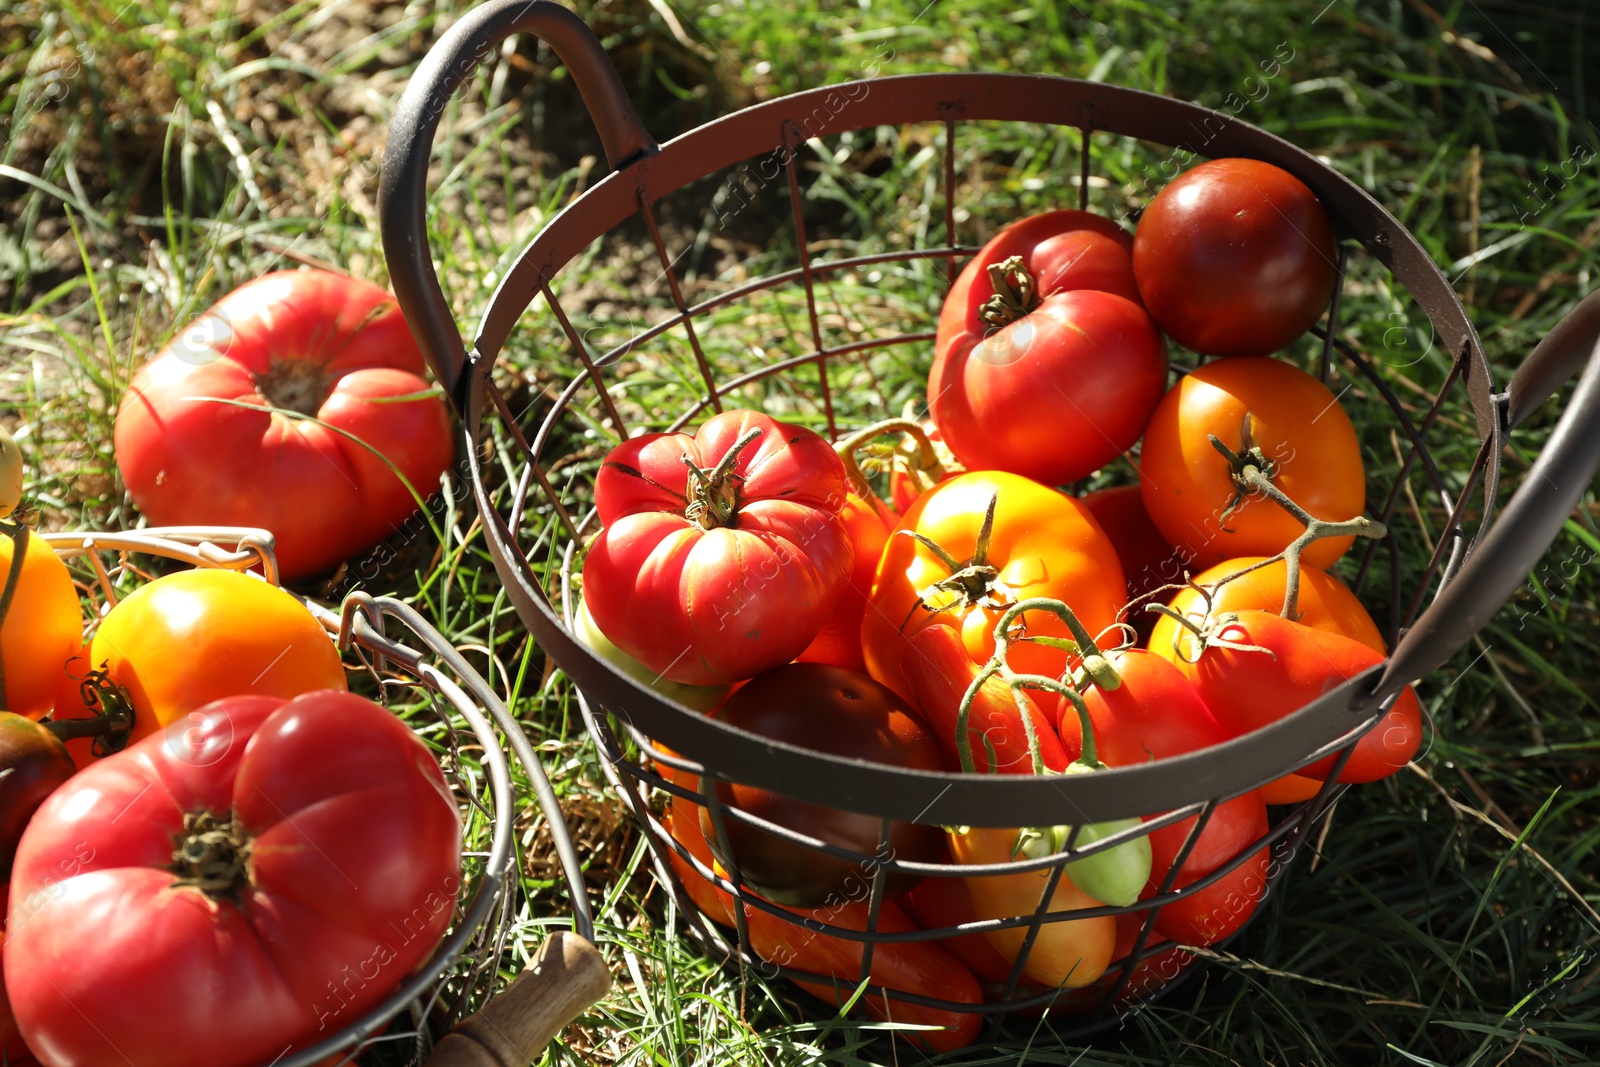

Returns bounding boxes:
[929,211,1168,486]
[114,270,454,580]
[583,410,853,686]
[5,691,461,1067]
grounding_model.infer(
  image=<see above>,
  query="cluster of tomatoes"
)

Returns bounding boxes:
[577,159,1423,1048]
[0,433,463,1067]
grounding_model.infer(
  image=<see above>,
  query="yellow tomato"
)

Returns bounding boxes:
[89,569,346,742]
[0,528,81,719]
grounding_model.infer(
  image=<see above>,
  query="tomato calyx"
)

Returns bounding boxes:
[1206,412,1387,620]
[171,810,253,900]
[1145,603,1275,664]
[45,670,137,757]
[900,490,1011,619]
[255,358,336,416]
[979,255,1042,329]
[681,426,763,530]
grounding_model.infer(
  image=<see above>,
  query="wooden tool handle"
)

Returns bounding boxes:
[424,932,611,1067]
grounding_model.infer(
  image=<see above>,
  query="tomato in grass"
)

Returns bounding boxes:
[114,270,454,581]
[71,568,346,744]
[583,410,853,687]
[863,471,1127,705]
[6,691,461,1067]
[930,211,1168,486]
[700,663,945,907]
[1149,845,1274,946]
[1139,357,1366,571]
[1133,158,1337,357]
[0,528,79,721]
[1182,610,1423,783]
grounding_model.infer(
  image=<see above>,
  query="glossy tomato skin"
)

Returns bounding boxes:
[0,531,79,720]
[1151,845,1273,945]
[701,664,945,906]
[114,270,454,581]
[1184,610,1422,783]
[900,623,1068,775]
[85,569,346,743]
[584,410,853,686]
[1056,650,1267,884]
[1139,357,1365,570]
[864,471,1127,704]
[1080,485,1184,604]
[1149,556,1386,663]
[1,884,35,1066]
[6,691,462,1067]
[1133,158,1337,356]
[743,897,983,1052]
[796,491,894,673]
[931,210,1166,487]
[0,715,75,880]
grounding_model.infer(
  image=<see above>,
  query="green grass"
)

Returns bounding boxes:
[4,0,1600,1064]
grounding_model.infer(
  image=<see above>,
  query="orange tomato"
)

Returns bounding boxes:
[863,471,1127,703]
[1139,357,1365,570]
[86,569,345,742]
[0,529,80,720]
[946,826,1116,990]
[1149,556,1386,662]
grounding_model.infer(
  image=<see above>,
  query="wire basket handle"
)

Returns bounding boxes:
[1381,289,1600,692]
[381,0,658,410]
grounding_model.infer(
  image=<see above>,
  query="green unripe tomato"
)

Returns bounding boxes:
[1014,763,1153,907]
[574,599,728,713]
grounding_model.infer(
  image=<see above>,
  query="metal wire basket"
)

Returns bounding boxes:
[38,526,604,1066]
[376,0,1600,1037]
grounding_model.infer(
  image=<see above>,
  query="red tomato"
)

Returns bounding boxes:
[1139,357,1366,570]
[1055,650,1267,883]
[900,622,1068,775]
[2,884,33,1065]
[796,491,893,673]
[114,270,454,581]
[930,212,1168,485]
[1080,485,1185,604]
[583,410,853,686]
[703,664,945,906]
[743,897,983,1052]
[1133,158,1337,356]
[6,691,461,1067]
[1184,610,1422,783]
[1150,845,1273,946]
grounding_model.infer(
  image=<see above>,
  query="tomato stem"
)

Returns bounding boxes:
[979,255,1042,329]
[834,418,946,502]
[0,521,30,713]
[682,427,764,530]
[897,491,1007,616]
[953,596,1106,773]
[44,670,136,756]
[1205,415,1387,621]
[171,810,253,900]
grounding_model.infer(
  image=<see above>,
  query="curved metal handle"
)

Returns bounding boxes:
[379,0,658,411]
[1380,290,1600,692]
